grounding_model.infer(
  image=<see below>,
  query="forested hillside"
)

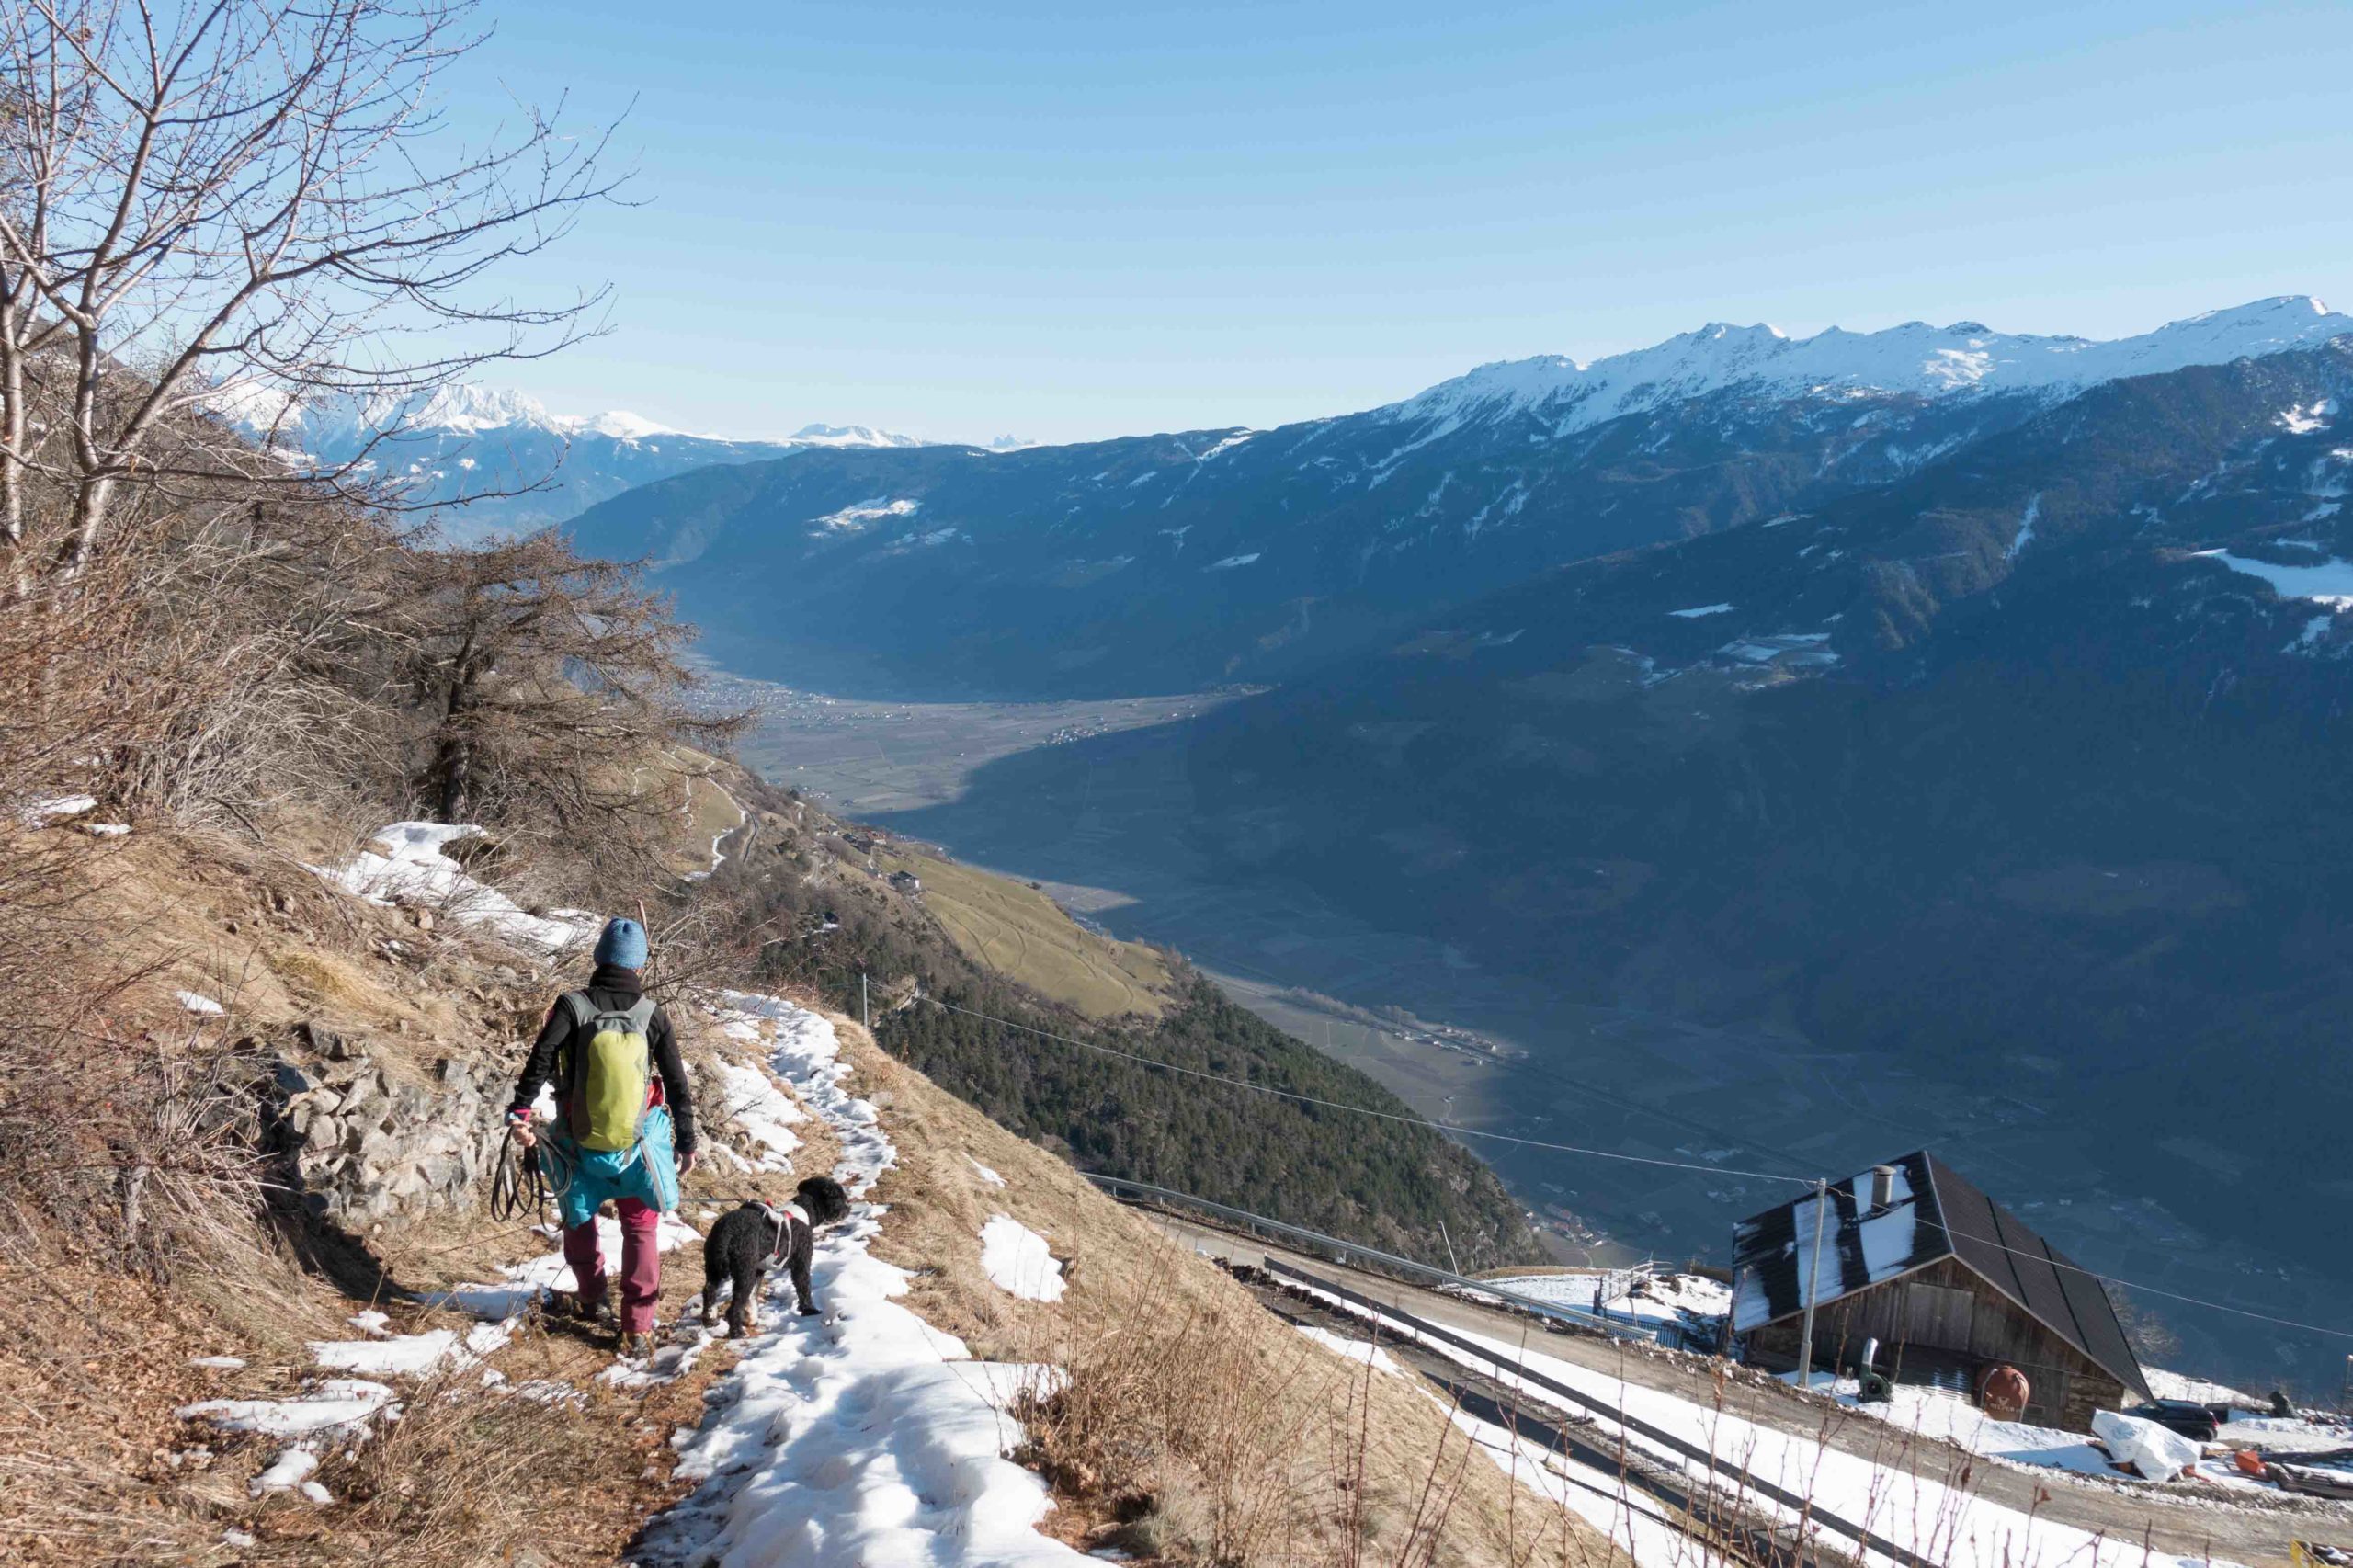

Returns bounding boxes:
[692,776,1540,1271]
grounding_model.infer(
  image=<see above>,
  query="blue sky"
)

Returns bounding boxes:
[453,1,2353,444]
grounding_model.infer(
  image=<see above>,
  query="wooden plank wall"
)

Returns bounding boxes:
[1739,1258,2120,1431]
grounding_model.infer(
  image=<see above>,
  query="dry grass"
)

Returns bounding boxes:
[0,812,1605,1568]
[877,846,1170,1020]
[0,817,844,1568]
[837,1020,1621,1567]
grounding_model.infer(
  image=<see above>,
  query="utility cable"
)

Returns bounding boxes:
[915,994,2353,1345]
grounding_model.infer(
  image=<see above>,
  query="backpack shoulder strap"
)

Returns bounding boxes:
[558,990,597,1027]
[620,996,657,1031]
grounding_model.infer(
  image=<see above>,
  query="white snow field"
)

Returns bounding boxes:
[636,990,1095,1568]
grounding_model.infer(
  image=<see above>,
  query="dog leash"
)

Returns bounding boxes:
[488,1121,574,1222]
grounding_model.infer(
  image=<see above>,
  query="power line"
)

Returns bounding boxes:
[913,993,2353,1346]
[918,995,1818,1186]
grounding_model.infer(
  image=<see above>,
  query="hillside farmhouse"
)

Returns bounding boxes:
[1729,1151,2150,1431]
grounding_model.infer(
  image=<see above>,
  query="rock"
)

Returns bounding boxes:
[356,1128,406,1179]
[270,1059,321,1096]
[319,1052,374,1085]
[289,1099,340,1139]
[297,1020,358,1060]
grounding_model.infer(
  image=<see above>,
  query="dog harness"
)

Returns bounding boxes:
[757,1201,810,1267]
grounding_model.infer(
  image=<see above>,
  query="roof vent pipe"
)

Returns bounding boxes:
[1870,1165,1897,1213]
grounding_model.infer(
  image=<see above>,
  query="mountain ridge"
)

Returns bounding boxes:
[564,296,2353,699]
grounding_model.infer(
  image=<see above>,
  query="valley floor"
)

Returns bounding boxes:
[747,682,2352,1396]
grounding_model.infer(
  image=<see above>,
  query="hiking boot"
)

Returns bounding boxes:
[621,1331,657,1360]
[545,1290,613,1329]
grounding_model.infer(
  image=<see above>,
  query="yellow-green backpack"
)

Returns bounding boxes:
[560,993,657,1153]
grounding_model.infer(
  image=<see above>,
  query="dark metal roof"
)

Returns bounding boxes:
[1730,1151,2150,1400]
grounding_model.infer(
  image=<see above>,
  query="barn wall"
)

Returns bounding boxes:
[1737,1259,2120,1432]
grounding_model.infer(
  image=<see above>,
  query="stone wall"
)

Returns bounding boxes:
[269,1026,509,1226]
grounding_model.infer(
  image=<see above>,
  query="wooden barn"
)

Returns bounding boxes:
[1729,1151,2151,1431]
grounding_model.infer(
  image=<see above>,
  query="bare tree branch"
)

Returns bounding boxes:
[0,0,625,595]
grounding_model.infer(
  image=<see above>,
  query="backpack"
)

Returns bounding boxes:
[559,992,659,1153]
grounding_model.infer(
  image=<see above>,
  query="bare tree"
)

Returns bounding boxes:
[0,0,622,597]
[396,528,747,877]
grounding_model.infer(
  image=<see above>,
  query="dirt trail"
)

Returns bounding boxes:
[1143,1211,2333,1568]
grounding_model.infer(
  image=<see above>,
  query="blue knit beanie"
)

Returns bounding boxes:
[593,916,648,971]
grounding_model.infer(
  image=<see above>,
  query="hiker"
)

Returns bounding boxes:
[506,917,699,1358]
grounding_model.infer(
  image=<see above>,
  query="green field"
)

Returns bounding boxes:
[880,847,1170,1020]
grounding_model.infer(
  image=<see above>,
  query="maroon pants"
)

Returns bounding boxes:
[563,1199,662,1334]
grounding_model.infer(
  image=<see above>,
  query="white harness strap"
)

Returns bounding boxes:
[756,1201,810,1267]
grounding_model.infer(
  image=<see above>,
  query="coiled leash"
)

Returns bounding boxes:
[489,1119,574,1223]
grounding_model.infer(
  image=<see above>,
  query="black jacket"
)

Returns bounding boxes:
[509,963,697,1153]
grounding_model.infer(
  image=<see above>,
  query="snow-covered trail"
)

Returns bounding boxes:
[634,992,1091,1568]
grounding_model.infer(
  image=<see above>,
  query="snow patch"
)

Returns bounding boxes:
[710,1054,804,1169]
[176,990,226,1016]
[179,1379,398,1437]
[1307,1287,2240,1568]
[22,793,97,824]
[812,496,921,532]
[314,822,597,952]
[2092,1409,2200,1482]
[967,1154,1007,1187]
[2008,492,2040,560]
[2279,399,2337,435]
[1294,1325,1404,1379]
[251,1447,322,1497]
[981,1214,1066,1302]
[642,989,1093,1566]
[309,1322,511,1377]
[2196,549,2353,608]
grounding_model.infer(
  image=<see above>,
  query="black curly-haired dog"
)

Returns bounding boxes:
[699,1176,852,1336]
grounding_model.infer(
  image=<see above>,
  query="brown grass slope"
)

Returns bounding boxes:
[1,813,1611,1568]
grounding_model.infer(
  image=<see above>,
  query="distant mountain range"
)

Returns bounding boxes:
[244,383,1025,541]
[558,297,2353,1382]
[563,295,2353,696]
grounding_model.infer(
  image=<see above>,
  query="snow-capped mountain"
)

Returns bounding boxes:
[566,296,2353,698]
[1384,295,2353,433]
[267,386,956,540]
[779,422,932,449]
